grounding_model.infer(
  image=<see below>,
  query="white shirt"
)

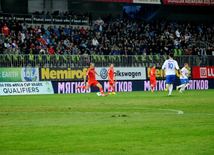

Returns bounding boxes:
[92,39,99,46]
[162,59,179,75]
[175,30,180,38]
[180,67,189,79]
[21,33,25,40]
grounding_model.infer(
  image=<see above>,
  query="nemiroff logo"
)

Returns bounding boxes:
[200,67,214,78]
[40,68,88,81]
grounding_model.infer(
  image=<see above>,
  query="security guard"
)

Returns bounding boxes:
[134,53,140,67]
[7,50,12,67]
[1,50,7,67]
[55,51,60,67]
[12,51,18,67]
[29,51,35,67]
[37,51,43,67]
[63,51,68,67]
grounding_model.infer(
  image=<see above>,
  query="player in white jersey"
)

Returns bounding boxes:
[162,53,181,96]
[176,63,190,93]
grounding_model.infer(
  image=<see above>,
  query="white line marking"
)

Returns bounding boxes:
[0,106,184,114]
[1,106,213,115]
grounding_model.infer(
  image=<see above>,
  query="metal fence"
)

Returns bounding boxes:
[0,54,213,68]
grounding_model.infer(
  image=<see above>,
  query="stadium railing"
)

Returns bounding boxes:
[0,55,213,68]
[0,13,89,25]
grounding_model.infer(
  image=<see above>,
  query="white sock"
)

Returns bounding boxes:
[185,83,190,89]
[180,85,185,91]
[169,84,173,95]
[181,83,190,91]
[177,84,185,88]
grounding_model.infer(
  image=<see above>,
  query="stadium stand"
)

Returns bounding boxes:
[0,12,213,68]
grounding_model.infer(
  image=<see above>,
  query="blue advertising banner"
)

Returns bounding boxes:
[0,81,54,95]
[52,79,214,94]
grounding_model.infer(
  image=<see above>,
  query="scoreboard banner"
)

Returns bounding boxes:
[84,0,161,4]
[192,67,214,79]
[95,67,146,81]
[146,67,192,80]
[162,0,214,6]
[0,81,54,96]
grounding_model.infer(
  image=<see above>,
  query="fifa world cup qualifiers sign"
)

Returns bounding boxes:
[0,81,54,95]
[39,68,88,81]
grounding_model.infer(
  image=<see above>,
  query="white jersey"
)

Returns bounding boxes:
[162,59,179,75]
[180,67,189,79]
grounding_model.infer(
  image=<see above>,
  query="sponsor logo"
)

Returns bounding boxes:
[96,67,146,80]
[100,68,108,79]
[57,81,133,94]
[144,80,209,91]
[21,68,38,82]
[200,67,207,78]
[193,67,214,79]
[40,68,88,81]
[45,82,53,92]
[114,70,141,78]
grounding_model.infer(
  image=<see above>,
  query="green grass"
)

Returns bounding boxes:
[0,90,214,155]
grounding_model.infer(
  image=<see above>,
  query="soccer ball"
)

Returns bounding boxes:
[96,92,101,97]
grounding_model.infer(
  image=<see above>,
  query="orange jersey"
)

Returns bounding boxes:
[108,68,114,80]
[86,68,96,81]
[149,68,156,78]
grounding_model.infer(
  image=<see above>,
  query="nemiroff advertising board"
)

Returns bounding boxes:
[0,68,39,82]
[95,67,146,81]
[39,68,88,81]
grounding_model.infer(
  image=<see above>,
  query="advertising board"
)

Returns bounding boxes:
[96,67,146,81]
[193,67,214,79]
[39,68,88,81]
[146,67,192,80]
[52,79,214,94]
[84,0,161,4]
[0,81,54,95]
[0,68,39,82]
[162,0,214,6]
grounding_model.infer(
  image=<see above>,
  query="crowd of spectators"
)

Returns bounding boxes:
[0,15,214,66]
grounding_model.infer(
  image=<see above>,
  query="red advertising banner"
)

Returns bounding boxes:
[84,0,161,4]
[163,0,214,6]
[85,0,133,2]
[193,67,214,79]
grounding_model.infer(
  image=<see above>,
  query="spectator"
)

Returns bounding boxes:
[48,46,55,55]
[92,37,99,46]
[95,17,104,26]
[2,23,9,36]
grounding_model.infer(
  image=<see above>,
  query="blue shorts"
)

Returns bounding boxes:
[166,75,176,84]
[180,79,189,84]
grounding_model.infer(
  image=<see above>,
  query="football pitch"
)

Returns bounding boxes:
[0,90,214,154]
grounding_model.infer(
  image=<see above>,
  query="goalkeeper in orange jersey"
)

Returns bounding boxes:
[76,63,107,96]
[149,64,156,92]
[107,63,117,95]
